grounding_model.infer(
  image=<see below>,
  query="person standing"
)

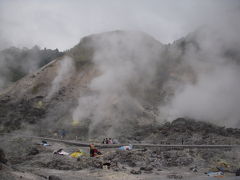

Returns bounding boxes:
[89,144,95,157]
[59,129,66,139]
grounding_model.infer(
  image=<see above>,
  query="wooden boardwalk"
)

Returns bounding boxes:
[1,133,240,149]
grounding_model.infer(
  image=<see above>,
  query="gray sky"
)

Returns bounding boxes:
[0,0,239,50]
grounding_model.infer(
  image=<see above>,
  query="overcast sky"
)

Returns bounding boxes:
[0,0,239,50]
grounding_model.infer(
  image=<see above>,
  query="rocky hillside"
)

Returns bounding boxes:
[0,30,239,140]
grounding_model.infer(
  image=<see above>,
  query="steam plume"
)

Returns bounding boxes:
[47,56,75,99]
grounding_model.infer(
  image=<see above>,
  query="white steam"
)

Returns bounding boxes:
[47,56,75,99]
[72,27,240,136]
[161,26,240,127]
[72,32,163,136]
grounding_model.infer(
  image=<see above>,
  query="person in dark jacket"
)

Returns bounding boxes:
[89,144,102,157]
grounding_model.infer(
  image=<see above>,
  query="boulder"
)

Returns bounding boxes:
[140,166,153,171]
[48,175,62,180]
[28,147,39,156]
[130,169,141,174]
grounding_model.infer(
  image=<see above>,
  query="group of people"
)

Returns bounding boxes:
[102,138,119,144]
[102,138,113,144]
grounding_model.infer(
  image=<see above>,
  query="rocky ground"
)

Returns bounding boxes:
[128,118,240,145]
[1,121,240,180]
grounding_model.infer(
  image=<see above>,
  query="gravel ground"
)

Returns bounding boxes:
[0,136,239,180]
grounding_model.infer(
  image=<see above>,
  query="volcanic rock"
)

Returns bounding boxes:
[0,148,7,164]
[48,175,62,180]
[130,169,141,174]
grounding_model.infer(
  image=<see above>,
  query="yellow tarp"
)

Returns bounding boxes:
[70,151,86,158]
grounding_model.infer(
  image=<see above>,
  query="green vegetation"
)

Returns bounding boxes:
[0,46,64,89]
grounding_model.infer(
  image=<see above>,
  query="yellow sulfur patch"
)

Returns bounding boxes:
[71,120,80,126]
[35,101,43,108]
